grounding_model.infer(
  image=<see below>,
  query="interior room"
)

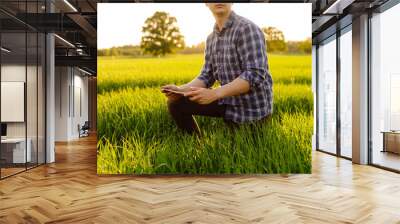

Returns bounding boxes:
[0,0,97,179]
[0,0,399,223]
[313,0,400,171]
[0,7,46,178]
[370,3,400,171]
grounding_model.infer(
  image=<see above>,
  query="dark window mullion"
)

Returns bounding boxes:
[44,0,48,165]
[336,27,341,157]
[0,21,2,179]
[25,0,28,171]
[73,68,75,118]
[316,44,319,151]
[367,10,373,165]
[36,0,39,167]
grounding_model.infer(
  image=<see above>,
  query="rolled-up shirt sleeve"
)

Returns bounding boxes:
[237,23,268,90]
[196,38,215,88]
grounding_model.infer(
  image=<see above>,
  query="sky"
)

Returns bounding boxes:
[98,3,311,49]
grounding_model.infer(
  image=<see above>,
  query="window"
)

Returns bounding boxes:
[370,3,400,171]
[340,27,352,158]
[317,35,337,154]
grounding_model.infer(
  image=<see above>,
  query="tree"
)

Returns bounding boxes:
[262,27,287,53]
[298,38,312,54]
[110,47,119,56]
[286,38,312,54]
[97,48,110,56]
[178,42,205,54]
[140,11,185,56]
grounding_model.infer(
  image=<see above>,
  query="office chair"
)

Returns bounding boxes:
[79,121,90,138]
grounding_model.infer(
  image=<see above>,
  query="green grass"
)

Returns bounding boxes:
[97,54,311,93]
[97,54,313,174]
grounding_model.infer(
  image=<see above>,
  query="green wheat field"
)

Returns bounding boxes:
[97,54,313,174]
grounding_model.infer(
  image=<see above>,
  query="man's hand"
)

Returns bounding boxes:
[184,87,222,105]
[161,84,186,102]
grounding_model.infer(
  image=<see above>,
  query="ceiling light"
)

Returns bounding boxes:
[76,48,85,55]
[63,0,78,12]
[323,0,355,15]
[1,47,11,53]
[78,67,92,76]
[54,34,75,48]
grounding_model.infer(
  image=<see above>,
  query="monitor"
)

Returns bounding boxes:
[1,123,7,137]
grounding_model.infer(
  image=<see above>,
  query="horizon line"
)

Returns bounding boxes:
[98,37,312,50]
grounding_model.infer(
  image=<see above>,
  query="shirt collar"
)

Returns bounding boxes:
[213,11,236,34]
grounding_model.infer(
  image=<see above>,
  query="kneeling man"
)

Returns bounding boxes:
[162,3,273,134]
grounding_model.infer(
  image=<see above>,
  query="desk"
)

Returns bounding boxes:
[381,131,400,154]
[1,138,31,163]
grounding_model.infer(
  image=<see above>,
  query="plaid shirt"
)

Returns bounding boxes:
[197,11,273,123]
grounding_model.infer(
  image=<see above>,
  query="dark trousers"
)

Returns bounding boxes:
[167,97,229,134]
[167,97,271,135]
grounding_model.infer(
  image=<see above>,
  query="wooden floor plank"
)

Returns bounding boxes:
[0,134,400,223]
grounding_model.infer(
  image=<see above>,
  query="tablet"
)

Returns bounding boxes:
[161,88,185,95]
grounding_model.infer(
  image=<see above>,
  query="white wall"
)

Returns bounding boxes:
[55,67,89,141]
[72,72,89,138]
[55,66,70,141]
[1,65,25,81]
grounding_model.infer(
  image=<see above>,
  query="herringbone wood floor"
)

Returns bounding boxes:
[1,135,400,224]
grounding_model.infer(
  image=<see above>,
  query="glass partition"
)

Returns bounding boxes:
[1,31,28,177]
[0,1,46,179]
[339,27,352,158]
[26,0,45,169]
[317,35,337,154]
[371,3,400,171]
[38,32,45,165]
[27,30,38,169]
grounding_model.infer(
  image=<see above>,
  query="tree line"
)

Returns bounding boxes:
[98,11,311,57]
